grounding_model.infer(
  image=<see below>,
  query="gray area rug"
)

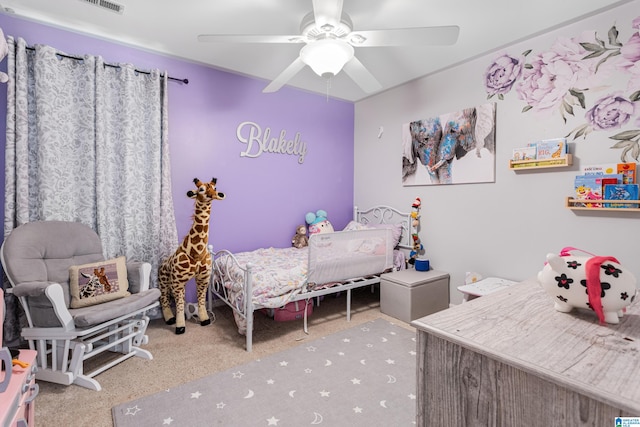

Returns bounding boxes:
[112,318,416,426]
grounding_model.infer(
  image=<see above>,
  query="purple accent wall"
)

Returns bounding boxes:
[0,15,355,300]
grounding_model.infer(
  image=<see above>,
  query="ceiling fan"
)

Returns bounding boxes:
[198,0,459,94]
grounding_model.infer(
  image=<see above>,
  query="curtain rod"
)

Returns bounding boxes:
[24,46,189,84]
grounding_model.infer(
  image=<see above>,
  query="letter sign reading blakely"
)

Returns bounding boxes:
[236,121,308,164]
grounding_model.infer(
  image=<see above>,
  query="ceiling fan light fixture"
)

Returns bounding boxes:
[300,39,354,78]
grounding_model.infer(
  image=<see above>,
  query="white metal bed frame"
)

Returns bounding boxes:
[208,205,412,352]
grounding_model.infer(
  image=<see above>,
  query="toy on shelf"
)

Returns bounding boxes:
[408,197,424,266]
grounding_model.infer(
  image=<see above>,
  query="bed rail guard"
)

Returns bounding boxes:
[307,228,393,286]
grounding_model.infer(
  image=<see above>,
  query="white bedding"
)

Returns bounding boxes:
[213,228,397,333]
[216,246,309,310]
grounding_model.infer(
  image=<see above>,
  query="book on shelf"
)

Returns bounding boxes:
[528,138,567,160]
[581,163,618,175]
[573,174,623,207]
[603,184,640,208]
[600,177,619,196]
[581,162,637,184]
[617,163,637,184]
[574,175,603,207]
[512,146,536,161]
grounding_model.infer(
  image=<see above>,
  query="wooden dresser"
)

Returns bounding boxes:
[412,279,640,426]
[0,349,38,427]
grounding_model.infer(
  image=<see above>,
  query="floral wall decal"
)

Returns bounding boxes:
[484,16,640,162]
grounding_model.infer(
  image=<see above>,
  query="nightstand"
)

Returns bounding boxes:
[380,269,450,323]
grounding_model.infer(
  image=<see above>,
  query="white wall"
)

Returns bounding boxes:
[355,0,640,304]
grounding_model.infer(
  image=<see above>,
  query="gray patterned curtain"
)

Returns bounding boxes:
[3,37,178,344]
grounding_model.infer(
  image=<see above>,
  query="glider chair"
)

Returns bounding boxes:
[0,221,160,391]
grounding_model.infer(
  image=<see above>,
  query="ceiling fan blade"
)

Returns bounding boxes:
[312,0,344,29]
[198,34,302,44]
[342,57,382,94]
[350,26,460,47]
[263,57,307,93]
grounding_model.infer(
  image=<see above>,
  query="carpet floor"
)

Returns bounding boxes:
[112,318,416,426]
[33,286,414,426]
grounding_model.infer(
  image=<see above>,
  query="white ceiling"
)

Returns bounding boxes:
[0,0,633,102]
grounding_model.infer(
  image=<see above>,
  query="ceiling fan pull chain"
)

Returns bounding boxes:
[326,76,329,102]
[326,75,333,102]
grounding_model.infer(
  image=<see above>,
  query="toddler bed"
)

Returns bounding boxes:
[209,205,412,351]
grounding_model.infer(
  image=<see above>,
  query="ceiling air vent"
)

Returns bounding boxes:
[79,0,125,14]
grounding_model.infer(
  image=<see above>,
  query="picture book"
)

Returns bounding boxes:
[603,184,640,208]
[512,147,536,161]
[583,164,617,174]
[617,163,637,184]
[574,174,624,207]
[600,177,619,195]
[574,175,603,207]
[582,163,637,184]
[530,138,567,160]
[598,174,624,189]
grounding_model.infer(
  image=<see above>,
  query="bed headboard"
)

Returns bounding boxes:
[354,205,413,250]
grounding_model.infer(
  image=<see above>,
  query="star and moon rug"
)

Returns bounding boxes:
[112,318,417,426]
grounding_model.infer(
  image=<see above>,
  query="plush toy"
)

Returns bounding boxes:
[0,27,9,83]
[292,224,309,248]
[158,178,225,334]
[409,198,424,265]
[537,248,638,324]
[305,209,334,235]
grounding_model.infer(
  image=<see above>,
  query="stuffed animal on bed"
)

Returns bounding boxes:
[305,210,334,235]
[292,224,309,248]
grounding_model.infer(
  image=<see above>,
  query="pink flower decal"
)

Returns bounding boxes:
[621,32,640,64]
[516,36,602,115]
[482,15,640,162]
[585,94,635,130]
[484,54,523,98]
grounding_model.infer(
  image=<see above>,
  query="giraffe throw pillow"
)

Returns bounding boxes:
[69,256,130,308]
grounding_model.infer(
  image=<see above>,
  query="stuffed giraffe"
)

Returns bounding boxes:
[158,177,225,334]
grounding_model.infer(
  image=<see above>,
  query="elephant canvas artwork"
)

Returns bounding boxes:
[402,102,496,185]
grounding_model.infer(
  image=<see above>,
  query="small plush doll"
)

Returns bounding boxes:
[305,209,334,235]
[292,224,309,248]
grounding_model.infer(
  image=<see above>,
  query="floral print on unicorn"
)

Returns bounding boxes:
[305,210,334,235]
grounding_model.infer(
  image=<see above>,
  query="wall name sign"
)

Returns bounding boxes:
[236,121,308,164]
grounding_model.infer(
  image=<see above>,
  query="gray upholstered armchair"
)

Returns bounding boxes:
[0,221,160,391]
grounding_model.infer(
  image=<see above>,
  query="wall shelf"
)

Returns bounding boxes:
[509,154,572,170]
[565,197,640,211]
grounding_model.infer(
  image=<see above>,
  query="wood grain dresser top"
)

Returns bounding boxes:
[412,279,640,414]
